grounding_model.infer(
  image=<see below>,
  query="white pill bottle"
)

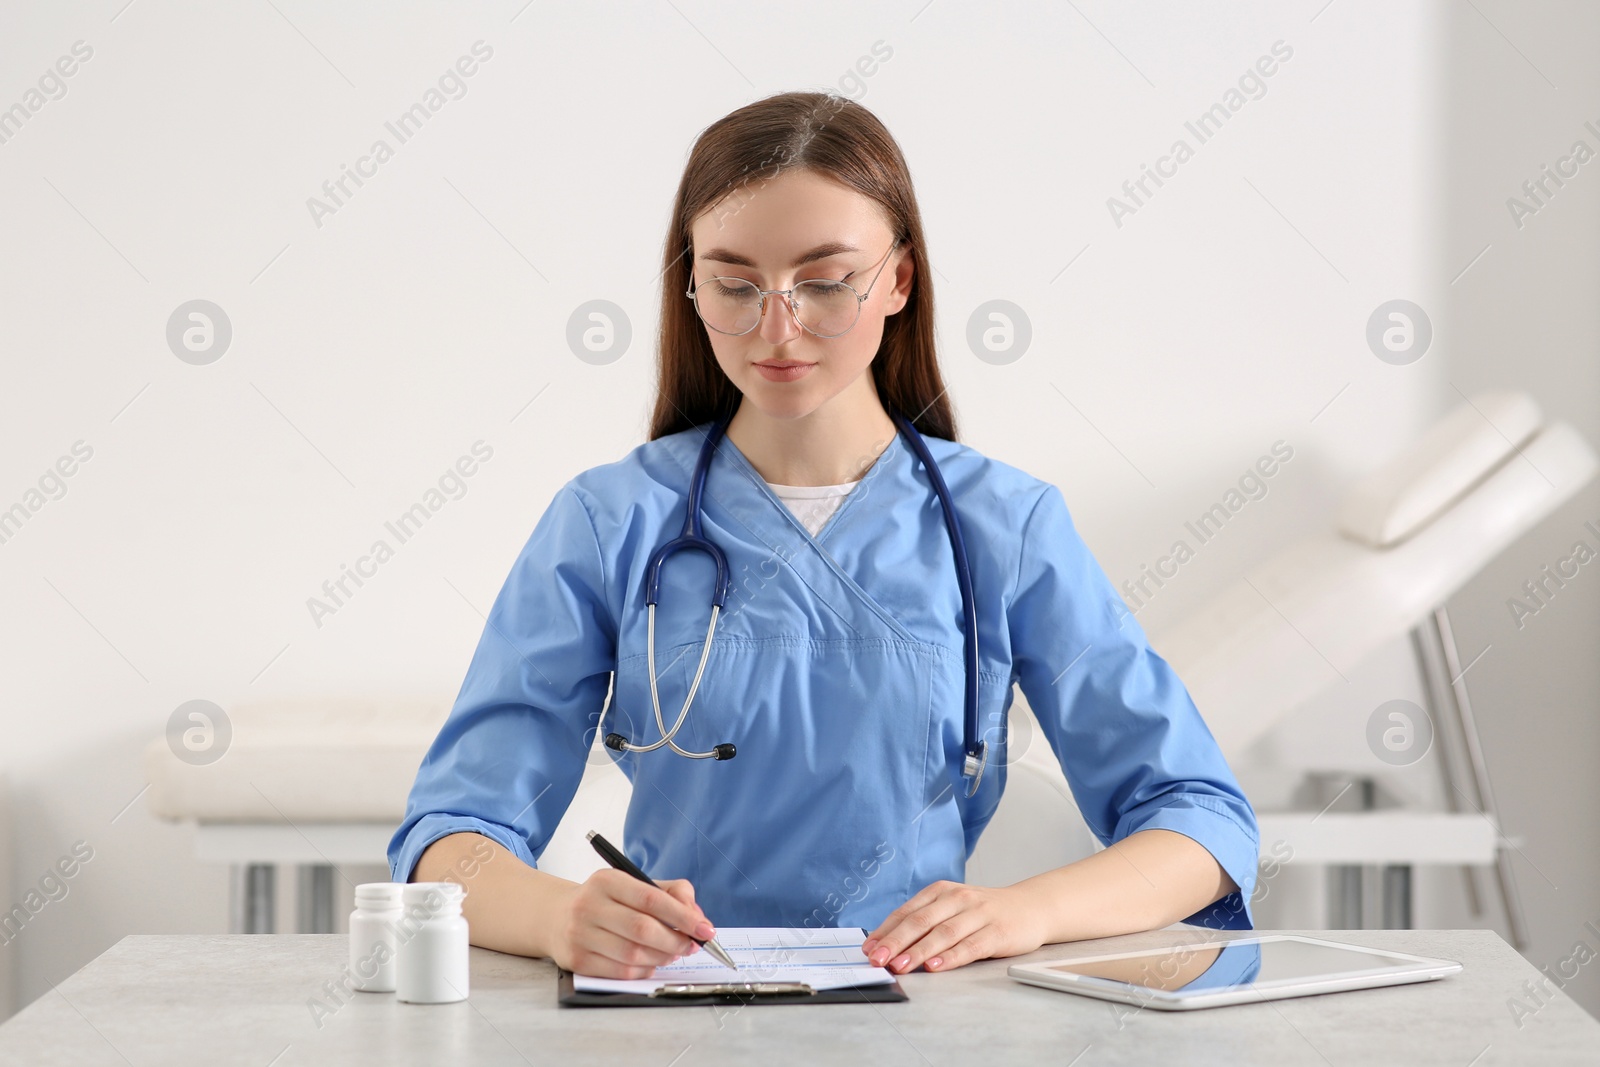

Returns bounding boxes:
[396,881,469,1004]
[348,882,404,992]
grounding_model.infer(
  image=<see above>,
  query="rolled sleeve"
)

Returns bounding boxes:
[1113,792,1261,930]
[389,813,538,886]
[1007,484,1260,930]
[387,484,617,883]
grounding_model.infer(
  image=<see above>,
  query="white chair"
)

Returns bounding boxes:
[964,699,1102,885]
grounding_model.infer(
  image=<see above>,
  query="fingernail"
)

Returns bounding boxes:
[694,921,715,940]
[869,949,889,966]
[928,957,942,969]
[892,955,910,971]
[862,938,878,954]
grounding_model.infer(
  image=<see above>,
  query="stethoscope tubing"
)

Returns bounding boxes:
[886,408,984,789]
[612,406,988,793]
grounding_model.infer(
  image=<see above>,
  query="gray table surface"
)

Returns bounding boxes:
[1,928,1595,1065]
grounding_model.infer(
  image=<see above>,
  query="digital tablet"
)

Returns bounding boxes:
[1007,934,1462,1011]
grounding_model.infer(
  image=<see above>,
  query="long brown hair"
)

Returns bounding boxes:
[648,91,957,442]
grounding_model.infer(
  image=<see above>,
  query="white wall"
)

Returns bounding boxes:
[0,0,1498,1018]
[1433,0,1600,1018]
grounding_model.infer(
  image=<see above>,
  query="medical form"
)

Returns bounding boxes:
[571,927,897,994]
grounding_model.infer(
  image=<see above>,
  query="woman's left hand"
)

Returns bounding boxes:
[862,881,1045,974]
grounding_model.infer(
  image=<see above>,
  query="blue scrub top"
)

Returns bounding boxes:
[389,422,1260,932]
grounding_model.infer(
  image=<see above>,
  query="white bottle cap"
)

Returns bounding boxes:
[354,882,404,908]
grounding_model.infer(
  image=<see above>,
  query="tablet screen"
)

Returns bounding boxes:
[1046,939,1416,994]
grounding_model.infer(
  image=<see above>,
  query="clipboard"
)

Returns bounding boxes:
[557,969,909,1007]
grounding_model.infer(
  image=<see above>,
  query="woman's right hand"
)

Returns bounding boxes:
[548,868,716,978]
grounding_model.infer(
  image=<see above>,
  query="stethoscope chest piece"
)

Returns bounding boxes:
[962,741,988,796]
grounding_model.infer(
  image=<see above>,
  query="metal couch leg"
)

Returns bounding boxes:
[230,863,276,933]
[297,864,337,933]
[1413,609,1529,951]
[1330,865,1364,928]
[1382,864,1412,928]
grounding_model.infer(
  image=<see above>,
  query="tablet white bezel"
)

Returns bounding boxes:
[1006,934,1463,1011]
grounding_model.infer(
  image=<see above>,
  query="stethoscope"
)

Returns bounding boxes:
[604,406,990,797]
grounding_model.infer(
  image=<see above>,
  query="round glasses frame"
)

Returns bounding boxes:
[685,236,903,338]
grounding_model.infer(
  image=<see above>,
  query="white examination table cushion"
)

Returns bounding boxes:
[1152,393,1597,757]
[144,700,447,823]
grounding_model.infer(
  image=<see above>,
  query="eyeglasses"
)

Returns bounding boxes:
[686,236,902,338]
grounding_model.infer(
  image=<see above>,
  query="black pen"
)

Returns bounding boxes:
[586,830,739,971]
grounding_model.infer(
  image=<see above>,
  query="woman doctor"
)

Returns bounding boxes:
[390,91,1260,980]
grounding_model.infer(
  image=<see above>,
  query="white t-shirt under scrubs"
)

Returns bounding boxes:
[764,479,861,538]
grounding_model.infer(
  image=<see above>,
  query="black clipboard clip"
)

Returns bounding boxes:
[652,981,816,998]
